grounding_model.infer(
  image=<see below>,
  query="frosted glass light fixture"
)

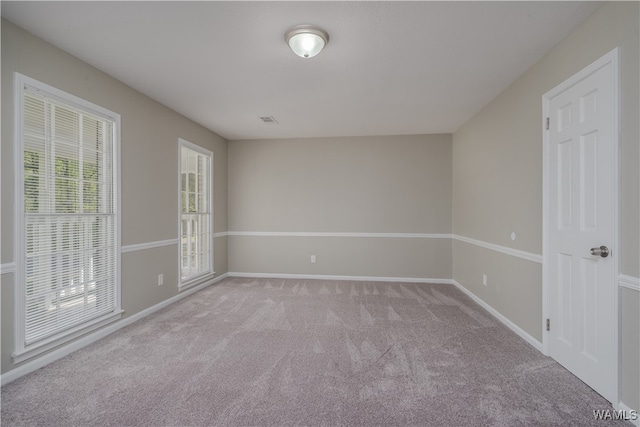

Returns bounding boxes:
[285,25,329,58]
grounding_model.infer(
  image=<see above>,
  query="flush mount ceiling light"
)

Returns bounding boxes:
[285,25,329,58]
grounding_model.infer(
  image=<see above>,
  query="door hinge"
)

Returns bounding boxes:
[546,318,550,331]
[546,117,550,130]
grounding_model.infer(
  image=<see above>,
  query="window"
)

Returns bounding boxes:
[14,74,121,362]
[179,139,213,287]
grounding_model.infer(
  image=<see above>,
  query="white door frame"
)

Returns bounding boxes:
[541,47,620,405]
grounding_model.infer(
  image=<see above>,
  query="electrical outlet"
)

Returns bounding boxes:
[310,255,317,264]
[158,273,164,286]
[482,274,487,286]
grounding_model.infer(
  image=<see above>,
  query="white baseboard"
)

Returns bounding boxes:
[617,401,640,426]
[0,273,229,386]
[228,271,453,284]
[452,280,544,353]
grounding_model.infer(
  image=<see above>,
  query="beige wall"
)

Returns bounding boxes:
[229,135,452,233]
[228,134,452,278]
[452,240,542,341]
[230,236,452,280]
[453,2,639,409]
[1,19,228,375]
[621,287,640,411]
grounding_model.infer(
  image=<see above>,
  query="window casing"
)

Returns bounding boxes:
[179,139,213,287]
[14,73,122,362]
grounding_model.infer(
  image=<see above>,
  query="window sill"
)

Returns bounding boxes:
[12,310,124,364]
[179,272,216,292]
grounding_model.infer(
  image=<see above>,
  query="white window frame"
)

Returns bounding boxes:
[13,73,122,363]
[178,138,214,290]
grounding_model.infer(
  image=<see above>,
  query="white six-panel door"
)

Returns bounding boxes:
[544,49,618,403]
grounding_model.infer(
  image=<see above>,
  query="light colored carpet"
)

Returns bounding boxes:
[1,278,623,426]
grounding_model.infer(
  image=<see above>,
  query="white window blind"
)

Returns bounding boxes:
[15,74,121,361]
[179,140,213,286]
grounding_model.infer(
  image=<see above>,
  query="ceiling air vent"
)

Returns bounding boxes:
[259,116,278,124]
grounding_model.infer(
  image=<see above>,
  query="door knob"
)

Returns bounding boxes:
[590,246,609,258]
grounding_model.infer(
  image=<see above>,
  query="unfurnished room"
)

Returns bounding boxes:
[0,1,639,426]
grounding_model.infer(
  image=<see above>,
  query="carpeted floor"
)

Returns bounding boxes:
[1,277,625,426]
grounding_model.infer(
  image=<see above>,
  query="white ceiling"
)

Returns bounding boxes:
[2,1,601,140]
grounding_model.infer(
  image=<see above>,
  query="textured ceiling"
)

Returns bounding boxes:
[2,1,601,140]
